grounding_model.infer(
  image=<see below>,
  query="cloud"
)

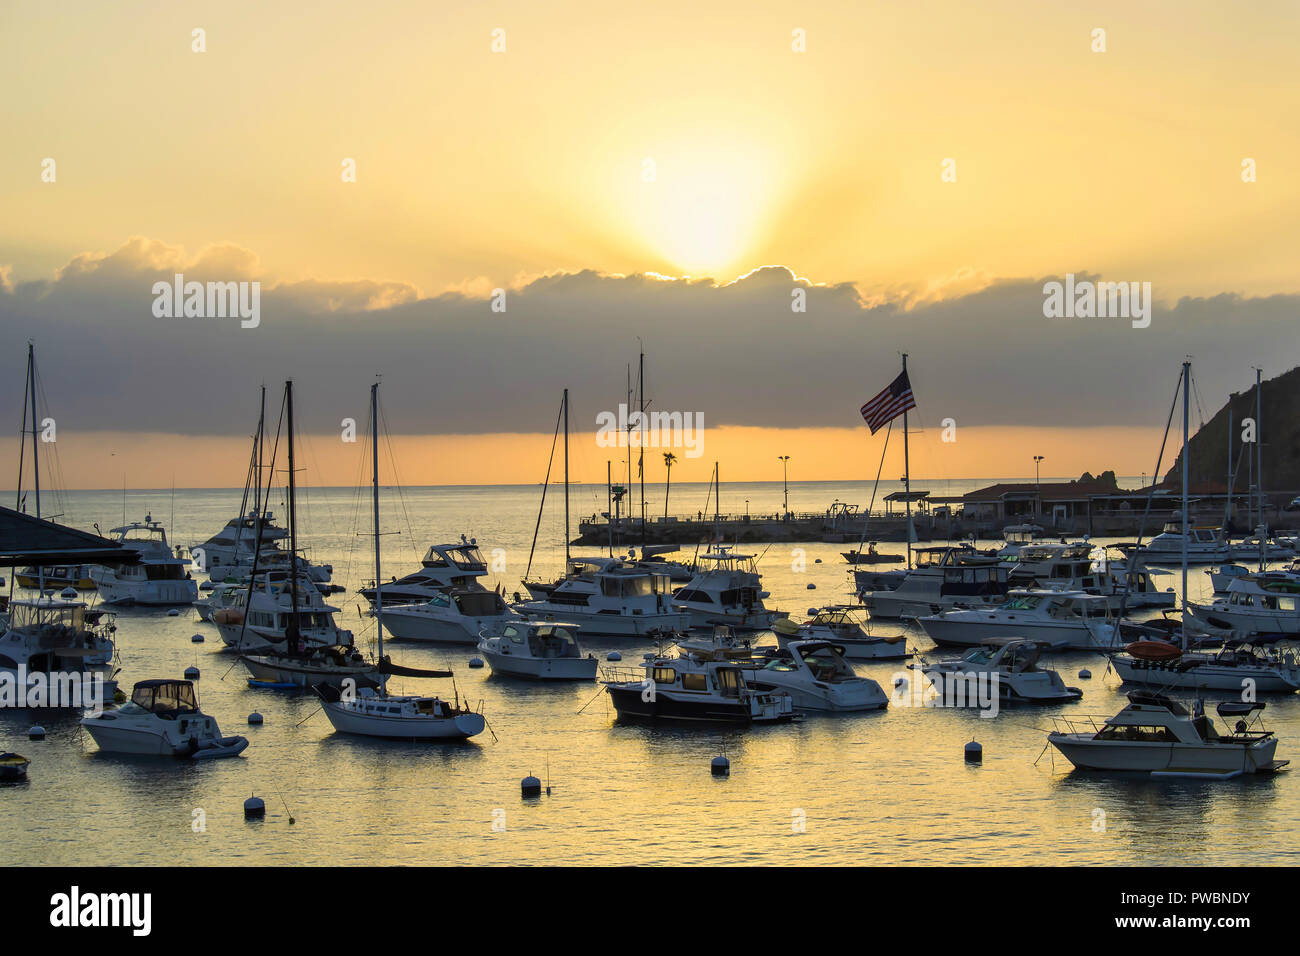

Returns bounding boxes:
[1,238,1297,441]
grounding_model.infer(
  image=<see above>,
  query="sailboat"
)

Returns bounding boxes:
[1110,362,1300,693]
[318,381,486,740]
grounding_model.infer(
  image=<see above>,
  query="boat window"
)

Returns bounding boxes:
[1097,724,1175,742]
[676,589,712,604]
[620,577,652,599]
[717,668,742,696]
[503,625,522,643]
[455,591,505,616]
[681,673,708,691]
[653,667,676,685]
[1000,596,1042,611]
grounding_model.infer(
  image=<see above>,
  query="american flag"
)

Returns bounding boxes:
[860,370,917,434]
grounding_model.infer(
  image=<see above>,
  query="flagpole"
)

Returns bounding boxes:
[902,353,912,570]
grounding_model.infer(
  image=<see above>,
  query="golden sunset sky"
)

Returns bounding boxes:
[2,0,1298,488]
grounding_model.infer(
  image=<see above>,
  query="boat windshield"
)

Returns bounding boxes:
[7,602,86,632]
[454,591,506,616]
[999,595,1042,611]
[131,681,199,715]
[961,647,997,665]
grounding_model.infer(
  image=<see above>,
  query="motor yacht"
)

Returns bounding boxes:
[915,638,1082,705]
[0,597,119,708]
[1047,692,1286,777]
[214,570,354,652]
[861,546,1011,619]
[89,517,198,606]
[360,539,490,605]
[995,523,1046,560]
[1111,637,1300,693]
[191,510,290,579]
[1138,521,1232,564]
[80,679,248,759]
[477,620,598,680]
[627,546,697,582]
[917,589,1154,651]
[519,558,689,637]
[1206,564,1250,594]
[14,565,95,590]
[746,639,890,712]
[670,547,787,631]
[381,588,524,644]
[1186,572,1300,637]
[774,607,908,660]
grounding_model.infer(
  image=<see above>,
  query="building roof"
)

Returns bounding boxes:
[0,506,139,568]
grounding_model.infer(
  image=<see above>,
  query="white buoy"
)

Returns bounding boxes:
[167,608,180,617]
[191,633,205,643]
[248,712,263,725]
[468,657,484,669]
[244,796,266,820]
[1078,668,1092,679]
[607,651,622,662]
[28,725,45,741]
[184,666,200,679]
[711,755,730,776]
[521,775,542,797]
[965,740,983,763]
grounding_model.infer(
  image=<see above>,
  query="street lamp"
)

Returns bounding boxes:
[745,498,750,518]
[1033,455,1045,518]
[778,456,791,517]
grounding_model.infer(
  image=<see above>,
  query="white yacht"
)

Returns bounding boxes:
[915,638,1082,705]
[191,510,290,579]
[1186,572,1300,637]
[603,641,795,724]
[477,621,598,680]
[360,539,489,605]
[320,686,486,740]
[628,546,696,582]
[1111,637,1300,693]
[670,547,787,631]
[1139,521,1232,564]
[0,597,118,707]
[1206,564,1250,594]
[1230,528,1296,561]
[519,558,689,637]
[1013,543,1175,610]
[89,517,198,606]
[774,608,908,660]
[214,570,354,653]
[746,639,890,712]
[81,680,248,759]
[380,588,524,645]
[917,589,1145,651]
[861,546,1011,619]
[996,523,1046,559]
[1047,692,1285,777]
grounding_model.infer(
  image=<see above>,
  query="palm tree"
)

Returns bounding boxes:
[663,452,677,518]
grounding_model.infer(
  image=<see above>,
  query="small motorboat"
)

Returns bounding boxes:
[1047,692,1287,777]
[915,638,1082,706]
[81,680,249,759]
[775,608,908,661]
[841,542,904,565]
[0,752,30,781]
[477,621,598,680]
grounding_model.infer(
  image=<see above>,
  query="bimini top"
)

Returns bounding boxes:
[130,680,199,715]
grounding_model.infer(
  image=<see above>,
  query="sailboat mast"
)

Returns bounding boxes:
[286,381,300,646]
[28,344,41,521]
[639,349,646,551]
[372,382,384,664]
[563,388,570,566]
[1256,367,1263,532]
[1181,361,1190,634]
[902,353,911,570]
[255,385,266,515]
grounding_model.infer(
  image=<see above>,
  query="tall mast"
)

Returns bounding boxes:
[286,381,300,650]
[902,353,911,570]
[563,388,570,566]
[639,349,646,551]
[28,344,41,521]
[372,381,384,667]
[255,385,266,515]
[607,461,613,558]
[1256,367,1264,531]
[1181,361,1190,642]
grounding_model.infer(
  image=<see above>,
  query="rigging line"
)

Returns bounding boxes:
[853,419,894,555]
[524,396,565,582]
[233,387,286,655]
[377,396,418,558]
[1114,366,1185,625]
[1189,366,1209,430]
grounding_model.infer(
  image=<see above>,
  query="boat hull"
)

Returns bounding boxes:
[480,648,597,680]
[519,605,691,637]
[1049,732,1278,774]
[1112,656,1300,693]
[321,702,485,740]
[604,684,790,724]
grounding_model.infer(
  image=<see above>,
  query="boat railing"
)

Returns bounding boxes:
[1046,713,1109,735]
[599,665,651,684]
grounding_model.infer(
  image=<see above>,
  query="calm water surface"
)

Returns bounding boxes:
[3,480,1297,866]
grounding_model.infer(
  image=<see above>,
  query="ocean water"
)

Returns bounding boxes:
[2,480,1297,867]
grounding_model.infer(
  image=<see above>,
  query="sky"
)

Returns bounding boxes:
[2,0,1298,488]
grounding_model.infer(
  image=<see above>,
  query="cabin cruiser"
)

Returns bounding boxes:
[80,680,248,759]
[319,685,486,740]
[1014,543,1175,610]
[239,643,385,690]
[477,621,598,680]
[89,517,198,606]
[861,546,1010,619]
[851,567,908,597]
[1206,564,1250,594]
[774,608,908,660]
[627,546,697,582]
[360,539,489,605]
[14,565,95,590]
[214,570,354,652]
[996,523,1046,559]
[0,597,118,707]
[1186,572,1300,637]
[518,558,689,637]
[915,638,1082,705]
[746,639,890,712]
[603,639,796,724]
[1110,637,1300,693]
[191,510,290,579]
[1137,521,1232,564]
[522,555,612,600]
[917,589,1156,651]
[1230,528,1296,561]
[1047,692,1286,777]
[670,547,787,631]
[380,588,524,644]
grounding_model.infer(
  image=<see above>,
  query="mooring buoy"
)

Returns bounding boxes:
[184,666,200,679]
[521,775,542,797]
[607,651,622,662]
[248,712,263,725]
[167,608,180,617]
[28,725,45,741]
[469,657,484,669]
[965,740,982,763]
[1078,668,1092,679]
[191,633,205,643]
[244,796,266,819]
[711,755,730,776]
